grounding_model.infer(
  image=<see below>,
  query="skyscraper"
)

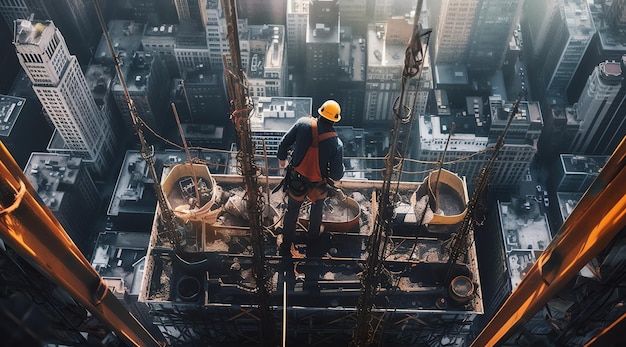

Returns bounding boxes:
[286,0,309,66]
[433,0,522,71]
[13,19,115,177]
[467,0,524,71]
[570,60,625,154]
[539,0,595,96]
[305,0,340,101]
[0,0,104,62]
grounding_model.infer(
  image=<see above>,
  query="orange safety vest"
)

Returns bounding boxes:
[293,119,337,183]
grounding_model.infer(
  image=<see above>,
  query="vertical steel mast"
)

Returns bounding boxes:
[445,95,522,281]
[93,0,181,253]
[220,0,275,345]
[351,1,426,345]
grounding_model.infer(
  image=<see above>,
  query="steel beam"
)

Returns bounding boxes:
[471,137,626,346]
[0,142,164,347]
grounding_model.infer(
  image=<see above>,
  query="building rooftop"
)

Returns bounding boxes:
[108,149,230,216]
[84,64,114,106]
[23,153,82,211]
[95,20,144,64]
[498,199,552,289]
[13,19,51,45]
[248,25,285,78]
[306,8,340,44]
[91,231,150,296]
[250,96,312,132]
[367,22,406,68]
[419,115,487,153]
[560,154,609,175]
[0,95,25,137]
[434,64,469,86]
[143,24,178,38]
[563,0,595,38]
[588,1,625,50]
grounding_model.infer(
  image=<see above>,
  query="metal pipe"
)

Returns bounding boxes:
[0,141,163,347]
[471,136,626,346]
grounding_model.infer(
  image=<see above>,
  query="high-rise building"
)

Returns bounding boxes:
[538,0,595,96]
[416,96,542,194]
[555,154,609,193]
[173,67,229,126]
[247,25,288,97]
[175,0,207,28]
[24,152,99,251]
[467,0,524,71]
[142,24,180,77]
[0,0,104,62]
[522,0,560,60]
[286,0,309,67]
[570,60,623,154]
[305,0,340,102]
[13,19,115,176]
[432,0,478,66]
[433,0,522,71]
[364,17,416,124]
[112,51,171,135]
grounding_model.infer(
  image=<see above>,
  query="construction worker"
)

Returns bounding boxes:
[277,99,344,259]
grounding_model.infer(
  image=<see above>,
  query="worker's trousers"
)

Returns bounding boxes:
[280,194,324,257]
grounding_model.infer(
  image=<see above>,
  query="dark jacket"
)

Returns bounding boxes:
[277,116,344,181]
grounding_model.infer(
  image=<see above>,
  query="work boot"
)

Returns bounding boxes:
[290,243,305,259]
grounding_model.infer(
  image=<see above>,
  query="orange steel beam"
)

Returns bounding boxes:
[471,137,626,347]
[584,310,626,346]
[0,142,164,347]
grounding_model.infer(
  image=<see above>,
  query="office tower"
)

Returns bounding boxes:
[112,50,171,135]
[205,0,249,72]
[433,0,522,71]
[13,19,115,177]
[175,0,210,76]
[539,0,595,96]
[172,67,229,126]
[570,60,625,154]
[567,1,626,101]
[305,0,340,102]
[175,0,207,28]
[607,0,626,29]
[0,0,104,62]
[247,25,288,97]
[522,0,560,60]
[480,199,551,317]
[416,96,543,194]
[286,0,309,66]
[142,24,180,77]
[555,154,609,193]
[364,17,417,124]
[467,0,524,71]
[24,153,99,251]
[432,0,478,66]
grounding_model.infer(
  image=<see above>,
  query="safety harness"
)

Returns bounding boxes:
[293,119,337,183]
[273,119,337,200]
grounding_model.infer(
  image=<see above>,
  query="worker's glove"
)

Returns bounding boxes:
[325,179,346,202]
